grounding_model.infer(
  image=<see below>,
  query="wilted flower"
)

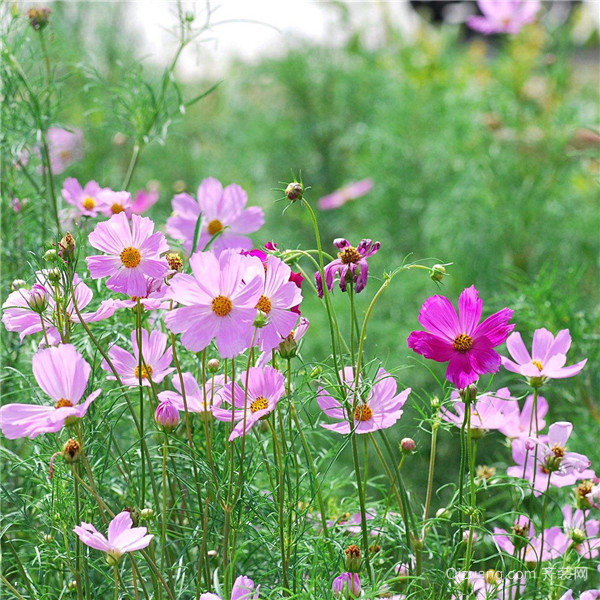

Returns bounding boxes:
[467,0,541,35]
[0,344,101,439]
[501,329,587,387]
[317,178,373,210]
[87,213,169,297]
[318,367,410,434]
[316,238,381,298]
[27,6,51,30]
[407,285,514,389]
[167,177,264,255]
[199,575,259,599]
[74,511,153,564]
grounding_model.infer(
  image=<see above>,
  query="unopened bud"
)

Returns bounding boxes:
[332,572,361,598]
[63,439,82,463]
[27,6,51,30]
[278,331,299,359]
[173,180,186,193]
[430,396,440,409]
[166,252,183,273]
[253,310,269,329]
[123,507,140,526]
[47,268,61,283]
[28,283,49,313]
[207,358,220,373]
[571,528,586,545]
[155,399,180,432]
[112,132,127,146]
[401,438,416,454]
[310,366,322,379]
[285,182,303,202]
[58,232,76,262]
[436,507,451,519]
[344,544,362,573]
[11,279,28,292]
[463,529,478,544]
[140,507,154,520]
[460,384,478,402]
[44,248,58,262]
[43,533,53,543]
[575,480,593,510]
[67,580,77,591]
[430,264,446,282]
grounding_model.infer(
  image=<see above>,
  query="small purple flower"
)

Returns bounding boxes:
[332,572,361,598]
[315,238,380,298]
[200,575,259,600]
[467,0,541,35]
[317,178,374,211]
[408,286,514,389]
[97,189,133,218]
[46,127,83,174]
[155,399,180,430]
[501,328,587,386]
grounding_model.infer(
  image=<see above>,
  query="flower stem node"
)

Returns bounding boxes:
[105,553,121,566]
[344,544,362,573]
[62,439,82,463]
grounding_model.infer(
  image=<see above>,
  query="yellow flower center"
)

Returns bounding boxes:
[55,398,73,409]
[250,396,269,413]
[212,295,232,317]
[532,360,544,371]
[256,295,272,314]
[486,570,501,585]
[453,333,474,352]
[120,247,141,268]
[82,196,96,210]
[134,364,153,379]
[59,149,72,160]
[338,246,361,265]
[111,203,125,214]
[207,219,224,235]
[551,444,565,458]
[354,404,373,422]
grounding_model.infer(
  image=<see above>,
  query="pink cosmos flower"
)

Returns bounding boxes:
[494,515,569,563]
[317,178,374,211]
[327,509,378,535]
[158,373,225,415]
[155,399,180,429]
[562,506,600,559]
[87,212,169,297]
[450,570,524,600]
[0,344,101,439]
[46,127,83,174]
[212,366,285,440]
[440,390,509,432]
[131,189,159,214]
[467,0,541,35]
[100,277,168,312]
[101,329,174,387]
[164,250,263,358]
[74,510,153,563]
[97,189,133,218]
[200,575,259,600]
[318,367,410,435]
[495,392,548,439]
[332,572,361,598]
[315,238,381,298]
[246,255,303,352]
[407,285,514,389]
[559,592,600,600]
[501,328,587,385]
[2,273,115,344]
[166,177,264,255]
[62,178,106,218]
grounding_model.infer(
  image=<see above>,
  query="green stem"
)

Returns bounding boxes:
[114,565,119,600]
[161,433,168,578]
[73,464,83,600]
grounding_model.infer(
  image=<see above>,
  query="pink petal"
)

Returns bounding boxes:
[506,332,531,365]
[458,286,482,335]
[417,295,459,341]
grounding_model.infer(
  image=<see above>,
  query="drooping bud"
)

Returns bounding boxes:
[155,399,180,432]
[28,283,49,313]
[27,6,51,30]
[11,279,28,292]
[400,438,416,454]
[344,544,362,573]
[62,439,82,463]
[58,232,76,262]
[285,182,303,202]
[430,264,446,282]
[166,252,183,273]
[140,507,154,520]
[207,358,220,373]
[44,248,58,262]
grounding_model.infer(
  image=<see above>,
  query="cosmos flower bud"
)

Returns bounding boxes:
[207,358,220,373]
[44,248,58,262]
[27,6,51,30]
[253,310,269,329]
[344,544,362,573]
[575,480,593,510]
[463,530,478,544]
[47,268,61,283]
[123,507,140,526]
[459,383,478,402]
[140,508,154,520]
[436,507,451,519]
[43,534,53,543]
[166,252,183,273]
[58,232,76,262]
[430,396,440,409]
[67,580,77,591]
[279,331,299,359]
[332,572,361,598]
[155,399,180,432]
[571,528,586,545]
[63,439,82,463]
[11,279,28,292]
[430,264,446,282]
[400,438,416,454]
[28,283,49,313]
[285,182,303,202]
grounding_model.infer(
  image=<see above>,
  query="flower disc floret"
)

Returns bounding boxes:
[250,396,269,413]
[120,247,141,268]
[212,295,233,317]
[207,219,223,235]
[256,295,272,314]
[354,404,373,422]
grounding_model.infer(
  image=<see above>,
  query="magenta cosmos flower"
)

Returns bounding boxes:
[164,250,263,358]
[315,238,380,298]
[0,344,101,439]
[62,178,106,218]
[158,373,225,415]
[501,328,587,386]
[46,127,83,174]
[318,367,410,435]
[440,390,509,433]
[87,212,169,297]
[562,506,600,559]
[467,0,540,35]
[247,255,303,352]
[212,366,285,440]
[407,285,514,389]
[200,575,259,600]
[317,178,374,211]
[74,510,153,563]
[101,329,174,387]
[166,177,264,255]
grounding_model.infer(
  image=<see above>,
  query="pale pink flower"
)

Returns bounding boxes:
[62,178,106,218]
[97,189,133,217]
[131,189,159,214]
[46,127,83,174]
[200,575,259,600]
[441,388,512,432]
[100,277,168,312]
[562,506,600,559]
[467,0,541,35]
[87,212,169,297]
[317,178,374,210]
[158,373,225,415]
[0,344,101,439]
[74,511,153,562]
[495,391,548,439]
